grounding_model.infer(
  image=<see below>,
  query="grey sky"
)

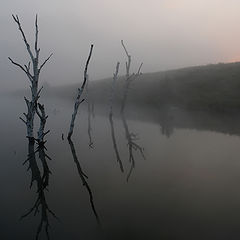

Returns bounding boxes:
[1,0,240,90]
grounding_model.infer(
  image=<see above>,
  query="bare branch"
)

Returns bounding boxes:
[121,112,145,182]
[38,53,53,73]
[113,62,120,78]
[9,57,33,82]
[43,130,50,137]
[24,61,31,72]
[12,14,34,61]
[137,62,143,75]
[121,40,130,58]
[19,117,27,124]
[9,57,27,74]
[35,14,40,58]
[81,44,94,93]
[37,86,43,98]
[121,40,131,77]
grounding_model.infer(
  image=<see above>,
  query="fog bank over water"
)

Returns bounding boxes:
[1,0,240,91]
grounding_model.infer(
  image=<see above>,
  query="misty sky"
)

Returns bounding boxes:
[1,0,240,90]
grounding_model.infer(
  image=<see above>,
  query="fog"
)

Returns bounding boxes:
[2,2,240,239]
[1,0,240,91]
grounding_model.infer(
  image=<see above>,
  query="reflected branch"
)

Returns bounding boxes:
[21,139,56,240]
[109,110,124,172]
[68,138,100,225]
[108,62,124,172]
[121,112,145,182]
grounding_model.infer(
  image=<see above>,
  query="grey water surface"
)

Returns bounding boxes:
[1,94,240,240]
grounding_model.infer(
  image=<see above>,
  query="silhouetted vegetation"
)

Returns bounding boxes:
[50,62,240,113]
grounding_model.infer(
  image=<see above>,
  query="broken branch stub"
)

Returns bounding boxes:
[121,40,131,78]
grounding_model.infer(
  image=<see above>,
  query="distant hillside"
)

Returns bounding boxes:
[47,62,240,112]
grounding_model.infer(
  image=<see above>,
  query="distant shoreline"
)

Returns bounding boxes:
[12,61,240,114]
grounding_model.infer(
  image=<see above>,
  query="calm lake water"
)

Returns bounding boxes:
[1,94,240,240]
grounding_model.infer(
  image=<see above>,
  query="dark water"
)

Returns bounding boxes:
[1,95,240,240]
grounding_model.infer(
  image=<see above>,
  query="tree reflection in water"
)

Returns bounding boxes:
[68,138,100,225]
[21,139,57,240]
[109,110,124,172]
[121,112,145,182]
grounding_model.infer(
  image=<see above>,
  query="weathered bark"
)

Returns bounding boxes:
[9,14,52,139]
[68,44,94,139]
[86,77,94,148]
[36,103,49,144]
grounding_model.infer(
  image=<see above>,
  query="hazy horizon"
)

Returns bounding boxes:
[1,0,240,91]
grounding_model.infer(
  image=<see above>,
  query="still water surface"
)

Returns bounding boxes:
[1,95,240,239]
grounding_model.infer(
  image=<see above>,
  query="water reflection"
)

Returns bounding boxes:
[121,112,145,182]
[120,104,240,137]
[6,93,240,239]
[109,109,124,172]
[22,139,57,240]
[158,106,174,138]
[67,138,100,225]
[107,60,146,179]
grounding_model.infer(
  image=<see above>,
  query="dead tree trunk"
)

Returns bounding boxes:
[9,15,52,140]
[68,44,94,140]
[121,40,131,78]
[86,76,94,148]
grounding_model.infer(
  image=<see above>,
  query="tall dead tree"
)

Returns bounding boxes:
[68,44,94,140]
[9,15,52,140]
[120,40,142,113]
